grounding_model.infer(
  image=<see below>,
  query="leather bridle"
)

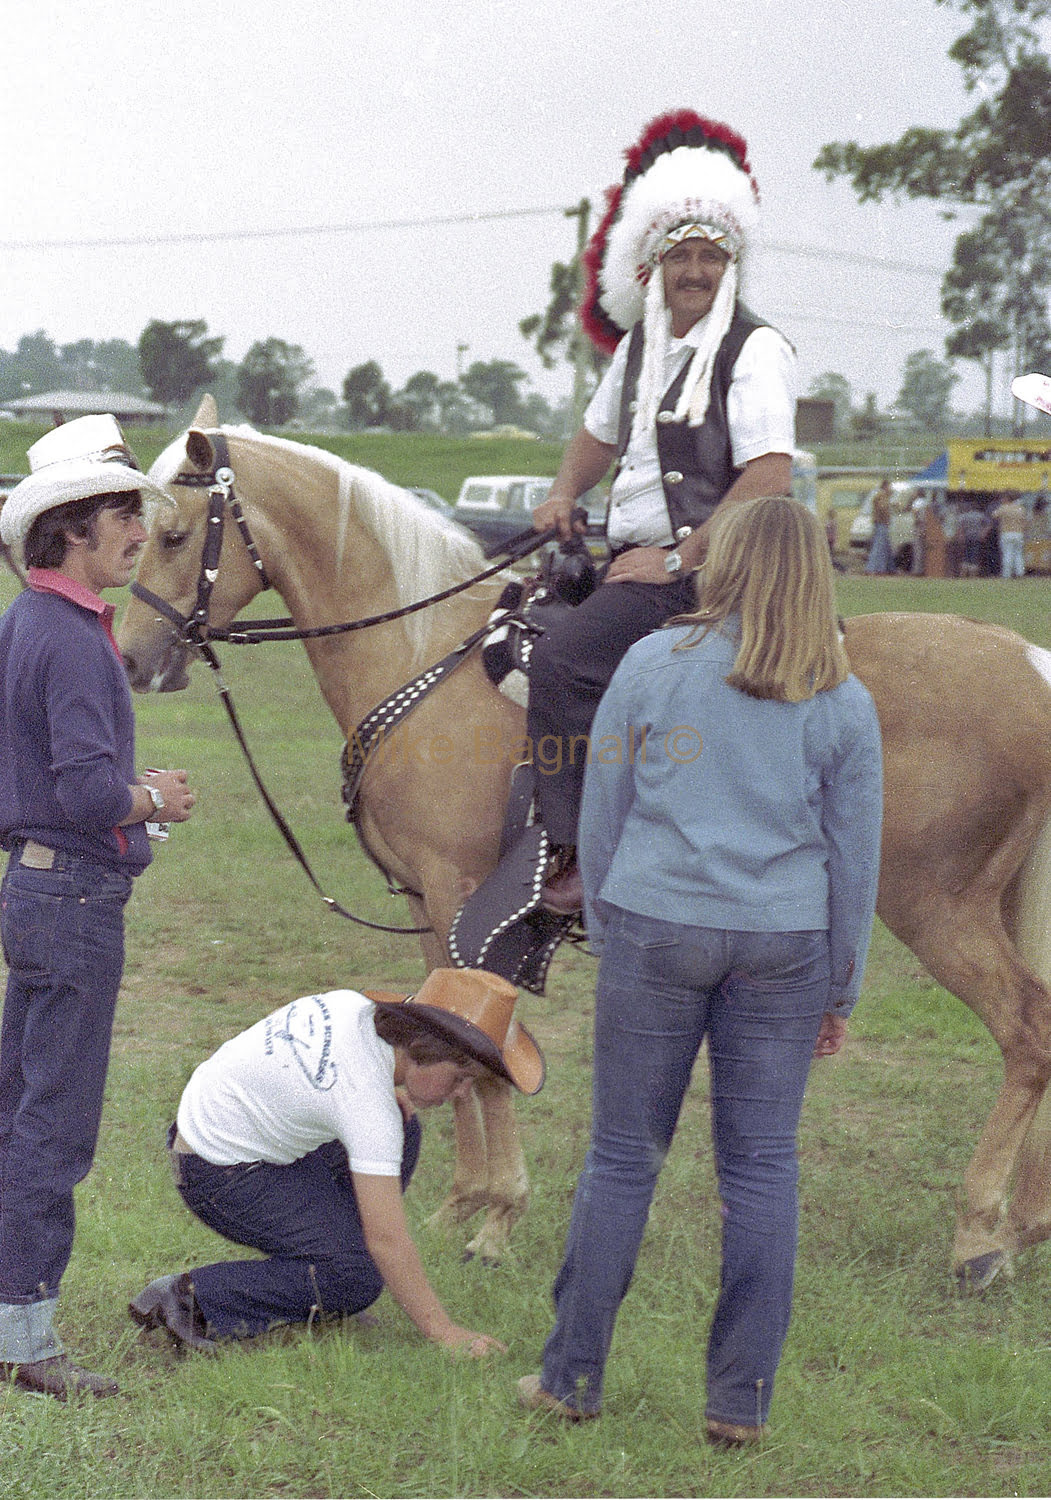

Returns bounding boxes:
[130,431,553,649]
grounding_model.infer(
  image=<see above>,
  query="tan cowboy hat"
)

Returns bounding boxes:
[367,968,545,1095]
[0,413,172,553]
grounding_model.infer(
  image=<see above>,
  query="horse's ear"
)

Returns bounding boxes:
[190,393,218,428]
[186,429,215,472]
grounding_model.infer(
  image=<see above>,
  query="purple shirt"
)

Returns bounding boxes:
[0,569,151,873]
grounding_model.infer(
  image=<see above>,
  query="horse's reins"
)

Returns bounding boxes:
[129,435,561,935]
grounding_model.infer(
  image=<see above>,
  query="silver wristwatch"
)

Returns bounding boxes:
[145,783,165,812]
[664,549,684,575]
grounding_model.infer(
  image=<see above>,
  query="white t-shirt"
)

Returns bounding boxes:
[177,990,404,1176]
[586,316,797,549]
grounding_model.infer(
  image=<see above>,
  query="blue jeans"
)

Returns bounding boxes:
[175,1115,422,1339]
[0,850,132,1315]
[540,908,830,1424]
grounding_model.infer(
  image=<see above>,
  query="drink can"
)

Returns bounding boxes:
[144,769,172,841]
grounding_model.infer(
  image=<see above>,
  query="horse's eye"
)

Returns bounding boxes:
[161,530,189,550]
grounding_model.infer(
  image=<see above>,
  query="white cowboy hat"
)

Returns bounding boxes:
[0,413,172,552]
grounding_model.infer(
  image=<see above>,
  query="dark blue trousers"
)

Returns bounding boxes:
[175,1117,422,1339]
[526,575,697,844]
[0,850,131,1307]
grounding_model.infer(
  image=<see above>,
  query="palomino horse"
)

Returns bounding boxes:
[118,398,1051,1285]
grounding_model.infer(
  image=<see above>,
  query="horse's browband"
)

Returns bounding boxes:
[170,471,217,487]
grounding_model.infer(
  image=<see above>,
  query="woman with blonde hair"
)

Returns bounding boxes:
[520,495,883,1443]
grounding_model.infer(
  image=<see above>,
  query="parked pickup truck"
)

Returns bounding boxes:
[453,475,606,556]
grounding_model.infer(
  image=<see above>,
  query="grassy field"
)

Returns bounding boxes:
[3,452,1051,1494]
[0,420,565,508]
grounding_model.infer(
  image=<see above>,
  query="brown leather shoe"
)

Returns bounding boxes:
[517,1373,598,1421]
[0,1354,119,1400]
[540,854,583,914]
[705,1416,766,1447]
[129,1273,217,1354]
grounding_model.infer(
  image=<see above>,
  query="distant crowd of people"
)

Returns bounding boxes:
[860,478,1046,580]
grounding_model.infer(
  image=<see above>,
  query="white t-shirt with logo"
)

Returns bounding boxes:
[176,990,404,1176]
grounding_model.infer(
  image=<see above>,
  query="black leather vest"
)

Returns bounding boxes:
[615,305,767,540]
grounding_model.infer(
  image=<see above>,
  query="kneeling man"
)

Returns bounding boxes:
[130,969,543,1356]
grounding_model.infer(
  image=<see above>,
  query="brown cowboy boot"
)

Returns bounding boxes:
[0,1354,119,1400]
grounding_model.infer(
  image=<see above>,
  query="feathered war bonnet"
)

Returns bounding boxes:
[580,111,761,439]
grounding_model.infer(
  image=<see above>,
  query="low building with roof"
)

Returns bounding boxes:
[4,390,167,425]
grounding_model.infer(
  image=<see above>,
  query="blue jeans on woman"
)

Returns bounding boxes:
[0,849,132,1361]
[540,907,830,1425]
[174,1115,422,1339]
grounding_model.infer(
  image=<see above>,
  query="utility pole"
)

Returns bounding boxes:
[564,197,591,430]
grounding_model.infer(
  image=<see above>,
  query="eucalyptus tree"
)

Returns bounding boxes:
[814,0,1051,430]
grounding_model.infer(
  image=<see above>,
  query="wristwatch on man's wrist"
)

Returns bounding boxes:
[144,783,165,813]
[664,549,684,575]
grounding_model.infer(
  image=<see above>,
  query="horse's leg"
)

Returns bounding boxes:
[890,892,1051,1286]
[1000,816,1051,1258]
[405,885,530,1259]
[1005,1087,1051,1253]
[399,894,495,1235]
[462,1076,529,1265]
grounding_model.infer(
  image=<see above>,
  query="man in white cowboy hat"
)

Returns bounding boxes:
[529,110,797,912]
[128,968,543,1356]
[0,414,197,1400]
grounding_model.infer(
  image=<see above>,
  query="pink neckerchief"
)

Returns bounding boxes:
[27,567,122,660]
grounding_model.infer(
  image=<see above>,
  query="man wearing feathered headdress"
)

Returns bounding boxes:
[530,111,797,912]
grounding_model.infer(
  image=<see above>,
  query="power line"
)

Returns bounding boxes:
[777,306,946,333]
[0,205,567,253]
[0,205,948,281]
[764,240,943,280]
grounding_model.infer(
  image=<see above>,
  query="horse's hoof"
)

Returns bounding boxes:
[426,1197,485,1232]
[955,1249,1009,1294]
[464,1223,509,1265]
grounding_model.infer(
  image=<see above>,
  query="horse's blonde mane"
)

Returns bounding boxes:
[150,425,494,662]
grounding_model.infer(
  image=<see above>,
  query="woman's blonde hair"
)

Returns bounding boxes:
[672,494,849,701]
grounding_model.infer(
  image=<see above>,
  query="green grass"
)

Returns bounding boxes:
[2,555,1051,1494]
[0,420,564,507]
[0,415,971,508]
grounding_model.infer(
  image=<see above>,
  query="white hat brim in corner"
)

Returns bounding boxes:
[0,458,173,549]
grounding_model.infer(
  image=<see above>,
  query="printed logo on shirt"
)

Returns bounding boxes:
[265,995,338,1092]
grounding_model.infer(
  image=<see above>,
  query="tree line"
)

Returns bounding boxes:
[0,322,573,440]
[814,0,1051,436]
[809,350,966,440]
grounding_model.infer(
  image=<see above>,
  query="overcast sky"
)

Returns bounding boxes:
[2,0,1042,421]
